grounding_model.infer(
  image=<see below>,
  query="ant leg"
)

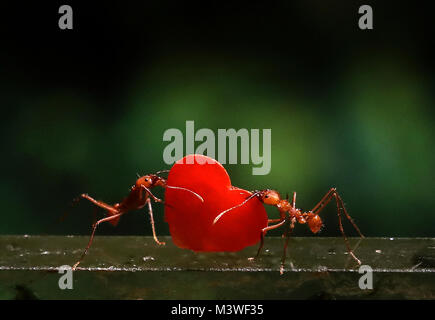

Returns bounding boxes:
[312,188,364,237]
[310,188,336,214]
[250,219,286,260]
[310,188,363,265]
[145,198,166,246]
[334,195,361,265]
[311,189,363,236]
[334,192,364,238]
[80,194,119,215]
[72,213,122,270]
[280,217,296,275]
[91,206,99,225]
[140,185,162,203]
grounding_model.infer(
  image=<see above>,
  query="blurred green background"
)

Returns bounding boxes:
[1,1,434,239]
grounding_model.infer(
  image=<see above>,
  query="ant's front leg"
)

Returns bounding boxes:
[145,197,166,246]
[140,185,162,203]
[248,219,286,261]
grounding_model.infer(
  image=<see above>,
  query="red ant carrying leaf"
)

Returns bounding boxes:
[213,187,364,274]
[72,170,203,270]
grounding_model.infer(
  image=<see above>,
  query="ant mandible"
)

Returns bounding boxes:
[213,187,364,274]
[72,170,203,270]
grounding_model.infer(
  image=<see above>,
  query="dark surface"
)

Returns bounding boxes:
[0,236,434,299]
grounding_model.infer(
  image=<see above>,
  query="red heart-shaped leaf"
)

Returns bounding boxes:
[164,154,268,252]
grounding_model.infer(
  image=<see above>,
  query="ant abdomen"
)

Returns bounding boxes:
[307,213,323,233]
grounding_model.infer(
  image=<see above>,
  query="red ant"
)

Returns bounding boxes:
[213,188,364,274]
[72,171,203,270]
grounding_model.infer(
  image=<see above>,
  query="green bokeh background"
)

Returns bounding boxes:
[1,2,434,239]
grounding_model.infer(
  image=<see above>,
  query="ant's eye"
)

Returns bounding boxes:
[145,178,149,182]
[264,195,269,198]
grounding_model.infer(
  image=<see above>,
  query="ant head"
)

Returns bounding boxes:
[136,175,154,188]
[256,189,281,206]
[135,174,166,188]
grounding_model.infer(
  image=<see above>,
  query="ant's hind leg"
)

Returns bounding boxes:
[79,194,119,216]
[334,196,361,265]
[145,198,166,246]
[311,188,363,265]
[334,192,364,238]
[311,188,363,237]
[72,213,122,270]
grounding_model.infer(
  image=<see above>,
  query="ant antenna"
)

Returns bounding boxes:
[166,185,204,203]
[136,173,141,178]
[213,191,260,225]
